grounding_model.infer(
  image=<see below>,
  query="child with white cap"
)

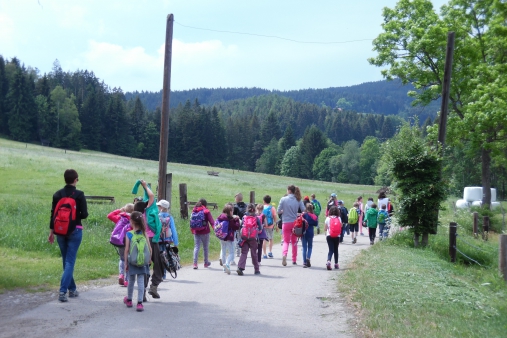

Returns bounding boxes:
[157,199,179,279]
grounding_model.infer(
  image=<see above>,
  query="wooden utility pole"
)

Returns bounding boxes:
[157,14,174,202]
[438,32,455,148]
[433,31,455,236]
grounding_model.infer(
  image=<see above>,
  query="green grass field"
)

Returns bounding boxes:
[0,138,378,291]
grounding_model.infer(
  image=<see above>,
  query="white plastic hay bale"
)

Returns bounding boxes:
[491,188,497,202]
[471,200,482,207]
[455,199,470,209]
[464,187,483,202]
[491,202,501,209]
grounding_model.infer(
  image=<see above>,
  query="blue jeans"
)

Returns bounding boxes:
[301,226,314,262]
[56,228,82,293]
[220,240,235,266]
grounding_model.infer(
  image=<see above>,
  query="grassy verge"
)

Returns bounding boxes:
[0,138,369,291]
[341,222,507,337]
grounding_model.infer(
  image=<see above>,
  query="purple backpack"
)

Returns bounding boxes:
[110,216,130,247]
[214,218,230,240]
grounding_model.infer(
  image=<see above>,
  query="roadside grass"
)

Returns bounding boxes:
[340,200,507,338]
[0,138,378,291]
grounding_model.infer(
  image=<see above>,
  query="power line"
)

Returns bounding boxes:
[174,21,373,45]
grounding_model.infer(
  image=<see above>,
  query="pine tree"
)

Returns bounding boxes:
[279,124,295,153]
[299,125,327,178]
[0,55,9,134]
[7,67,36,141]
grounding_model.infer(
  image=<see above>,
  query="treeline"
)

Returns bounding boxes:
[126,79,441,122]
[0,56,407,185]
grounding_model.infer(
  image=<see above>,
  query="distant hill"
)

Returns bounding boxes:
[125,79,440,122]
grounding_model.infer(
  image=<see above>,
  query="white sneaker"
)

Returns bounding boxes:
[230,261,236,266]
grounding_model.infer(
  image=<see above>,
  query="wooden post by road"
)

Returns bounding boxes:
[179,183,188,219]
[449,222,457,263]
[483,216,489,241]
[157,14,174,202]
[500,235,507,282]
[473,212,478,238]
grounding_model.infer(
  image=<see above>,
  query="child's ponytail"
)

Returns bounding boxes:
[130,211,146,235]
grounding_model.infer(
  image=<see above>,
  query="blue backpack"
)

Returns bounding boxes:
[378,210,388,224]
[214,218,230,240]
[262,205,274,226]
[190,209,207,230]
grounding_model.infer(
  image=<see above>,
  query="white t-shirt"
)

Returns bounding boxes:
[378,198,389,210]
[325,216,342,237]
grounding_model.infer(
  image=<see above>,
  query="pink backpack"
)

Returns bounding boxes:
[241,215,258,240]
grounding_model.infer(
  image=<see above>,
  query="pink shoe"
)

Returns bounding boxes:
[123,297,133,308]
[118,274,124,285]
[204,262,211,268]
[334,264,340,269]
[124,280,128,287]
[136,303,144,312]
[193,263,198,269]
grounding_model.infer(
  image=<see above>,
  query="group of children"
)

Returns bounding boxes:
[107,180,179,312]
[107,183,394,312]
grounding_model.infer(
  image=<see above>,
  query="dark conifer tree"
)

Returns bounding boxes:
[6,67,36,141]
[299,125,327,178]
[279,124,295,154]
[0,55,9,134]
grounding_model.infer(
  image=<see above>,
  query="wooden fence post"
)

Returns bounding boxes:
[250,191,255,204]
[500,235,507,282]
[179,183,188,219]
[483,216,489,241]
[449,222,457,263]
[473,212,478,238]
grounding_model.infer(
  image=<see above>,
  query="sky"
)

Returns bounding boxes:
[0,0,448,92]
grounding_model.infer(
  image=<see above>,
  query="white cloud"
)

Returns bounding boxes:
[72,39,239,91]
[0,13,16,56]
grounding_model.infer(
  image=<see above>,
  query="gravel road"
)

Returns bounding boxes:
[0,232,370,338]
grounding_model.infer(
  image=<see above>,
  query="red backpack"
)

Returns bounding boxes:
[53,193,77,236]
[329,216,342,238]
[241,215,258,240]
[292,213,309,237]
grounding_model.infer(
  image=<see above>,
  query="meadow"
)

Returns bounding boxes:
[0,138,378,291]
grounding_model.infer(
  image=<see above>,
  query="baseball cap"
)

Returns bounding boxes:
[156,199,170,209]
[338,200,344,205]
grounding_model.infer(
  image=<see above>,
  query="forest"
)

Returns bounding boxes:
[0,55,504,196]
[125,79,441,122]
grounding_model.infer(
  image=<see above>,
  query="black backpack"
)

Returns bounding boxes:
[234,202,247,219]
[339,206,348,224]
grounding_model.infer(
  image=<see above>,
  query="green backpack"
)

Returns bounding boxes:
[348,207,359,224]
[128,231,151,267]
[312,201,321,217]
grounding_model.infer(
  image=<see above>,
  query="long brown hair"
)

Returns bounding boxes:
[130,211,146,235]
[294,186,302,202]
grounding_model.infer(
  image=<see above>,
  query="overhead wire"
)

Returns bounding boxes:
[174,21,374,45]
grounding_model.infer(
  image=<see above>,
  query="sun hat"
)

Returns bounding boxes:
[156,199,170,209]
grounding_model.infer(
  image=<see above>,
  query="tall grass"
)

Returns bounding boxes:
[0,138,378,291]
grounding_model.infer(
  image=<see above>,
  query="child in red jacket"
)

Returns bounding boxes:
[108,203,134,287]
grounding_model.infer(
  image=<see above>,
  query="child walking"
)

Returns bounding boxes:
[302,203,318,268]
[262,195,277,259]
[365,203,378,245]
[377,204,389,240]
[190,199,215,269]
[156,199,179,279]
[237,203,262,275]
[348,202,360,244]
[255,204,269,265]
[107,203,134,287]
[124,211,152,312]
[325,206,342,270]
[215,203,240,274]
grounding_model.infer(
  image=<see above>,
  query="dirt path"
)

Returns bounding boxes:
[0,232,369,338]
